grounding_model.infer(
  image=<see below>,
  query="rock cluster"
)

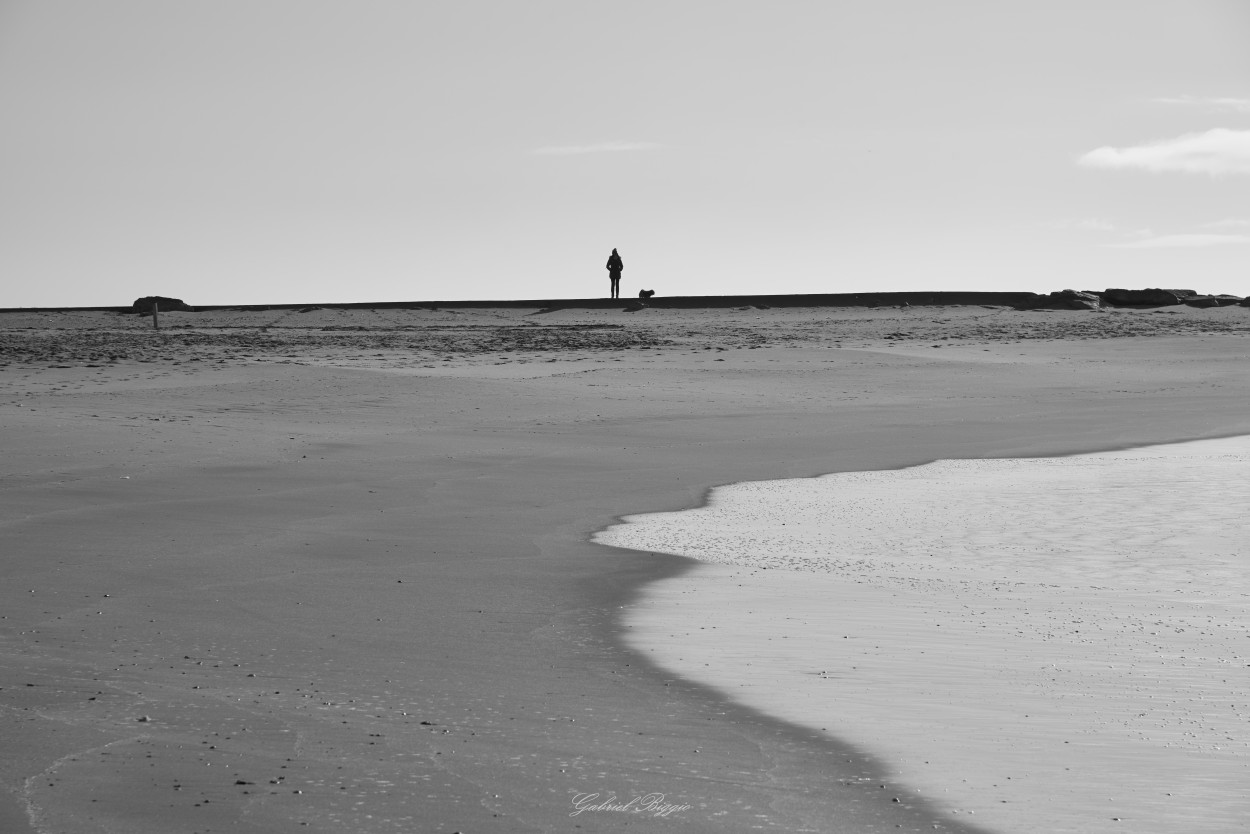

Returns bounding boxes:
[1023,290,1103,311]
[132,296,194,314]
[1021,288,1246,311]
[1101,288,1197,306]
[1184,295,1243,308]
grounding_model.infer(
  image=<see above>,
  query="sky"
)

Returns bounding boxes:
[1,1,1248,307]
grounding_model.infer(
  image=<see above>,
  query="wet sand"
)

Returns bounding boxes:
[3,302,1250,832]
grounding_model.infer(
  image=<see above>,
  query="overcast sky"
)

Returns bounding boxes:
[2,1,1247,306]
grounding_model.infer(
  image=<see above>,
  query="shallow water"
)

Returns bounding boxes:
[595,436,1250,833]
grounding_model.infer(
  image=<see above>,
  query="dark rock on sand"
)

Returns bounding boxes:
[1101,288,1195,306]
[1021,289,1102,311]
[1184,295,1243,308]
[132,296,195,314]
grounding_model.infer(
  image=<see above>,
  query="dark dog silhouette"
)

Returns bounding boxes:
[638,289,655,299]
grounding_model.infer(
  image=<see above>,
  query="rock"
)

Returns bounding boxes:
[1100,288,1195,306]
[1019,289,1102,310]
[1056,289,1102,310]
[132,296,194,314]
[1184,294,1243,307]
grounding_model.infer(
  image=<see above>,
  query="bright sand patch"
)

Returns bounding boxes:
[596,436,1250,833]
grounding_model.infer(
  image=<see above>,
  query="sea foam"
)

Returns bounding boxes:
[595,436,1250,833]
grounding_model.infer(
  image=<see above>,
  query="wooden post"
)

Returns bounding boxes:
[152,299,160,330]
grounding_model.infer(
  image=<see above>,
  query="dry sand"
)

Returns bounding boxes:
[3,302,1250,833]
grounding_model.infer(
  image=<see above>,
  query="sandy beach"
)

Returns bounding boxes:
[4,301,1250,833]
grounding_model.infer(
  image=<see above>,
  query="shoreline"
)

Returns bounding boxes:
[4,307,1250,831]
[599,435,1250,832]
[576,546,989,832]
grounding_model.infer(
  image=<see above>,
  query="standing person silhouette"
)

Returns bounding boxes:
[605,248,623,299]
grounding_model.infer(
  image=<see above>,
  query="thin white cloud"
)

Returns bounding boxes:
[1055,217,1117,232]
[1078,128,1250,175]
[1153,95,1250,113]
[1202,217,1250,229]
[1107,233,1250,249]
[533,141,661,156]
